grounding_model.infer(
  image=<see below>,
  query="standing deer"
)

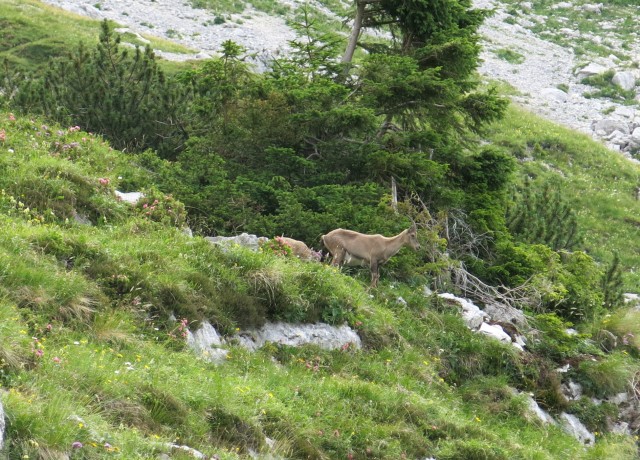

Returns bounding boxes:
[321,224,420,287]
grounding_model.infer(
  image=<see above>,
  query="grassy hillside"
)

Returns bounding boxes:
[0,0,192,72]
[2,2,640,459]
[1,112,638,458]
[485,105,640,290]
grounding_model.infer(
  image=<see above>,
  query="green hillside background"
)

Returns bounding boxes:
[1,0,640,459]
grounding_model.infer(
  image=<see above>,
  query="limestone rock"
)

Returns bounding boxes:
[186,322,229,365]
[541,87,568,103]
[613,71,636,90]
[205,233,268,252]
[576,62,609,80]
[483,302,528,328]
[234,322,361,352]
[593,119,630,136]
[438,293,487,330]
[478,322,512,343]
[114,190,144,204]
[560,412,595,445]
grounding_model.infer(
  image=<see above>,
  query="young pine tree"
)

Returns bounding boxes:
[12,20,187,158]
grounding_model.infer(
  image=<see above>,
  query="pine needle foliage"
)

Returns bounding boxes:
[11,20,187,158]
[507,177,583,251]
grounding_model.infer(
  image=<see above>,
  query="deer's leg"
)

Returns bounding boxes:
[370,261,380,287]
[332,247,347,266]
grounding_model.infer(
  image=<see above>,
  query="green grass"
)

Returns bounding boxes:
[0,110,637,458]
[0,0,194,73]
[484,105,640,291]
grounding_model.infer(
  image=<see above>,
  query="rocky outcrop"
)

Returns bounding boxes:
[560,413,596,445]
[234,322,362,352]
[437,293,528,350]
[186,322,229,365]
[186,321,362,364]
[205,233,268,252]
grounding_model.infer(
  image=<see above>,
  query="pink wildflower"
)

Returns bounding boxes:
[53,356,61,363]
[8,113,15,121]
[98,178,110,186]
[0,129,5,142]
[71,441,83,449]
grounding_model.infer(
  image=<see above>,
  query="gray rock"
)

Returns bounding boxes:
[611,421,631,435]
[541,87,568,103]
[560,412,595,445]
[205,233,268,252]
[478,322,512,343]
[593,119,630,135]
[523,393,556,425]
[561,380,583,400]
[114,190,144,204]
[186,322,229,365]
[438,293,487,330]
[581,3,603,14]
[576,62,609,80]
[234,322,361,352]
[483,302,528,327]
[613,71,636,91]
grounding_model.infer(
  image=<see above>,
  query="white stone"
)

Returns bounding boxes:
[483,302,528,327]
[611,421,631,435]
[612,71,636,91]
[581,3,603,14]
[560,413,595,445]
[541,87,568,103]
[235,322,362,352]
[576,62,609,80]
[438,293,487,330]
[114,190,144,204]
[205,233,268,252]
[593,119,630,135]
[562,380,583,400]
[478,322,512,343]
[186,322,229,365]
[608,392,630,405]
[524,394,556,425]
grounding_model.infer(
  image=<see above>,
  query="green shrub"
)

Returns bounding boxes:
[575,352,639,398]
[568,397,618,433]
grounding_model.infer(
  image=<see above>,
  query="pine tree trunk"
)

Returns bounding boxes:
[341,1,366,65]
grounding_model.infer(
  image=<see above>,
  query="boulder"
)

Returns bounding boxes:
[438,293,487,330]
[581,3,603,14]
[478,322,512,343]
[576,62,609,80]
[612,71,636,91]
[234,322,362,352]
[593,119,630,136]
[561,380,583,400]
[114,190,144,204]
[482,302,528,328]
[186,322,229,365]
[560,412,595,445]
[541,87,568,103]
[205,233,268,252]
[523,393,556,425]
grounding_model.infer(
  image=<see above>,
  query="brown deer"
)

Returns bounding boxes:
[321,224,420,287]
[277,236,322,261]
